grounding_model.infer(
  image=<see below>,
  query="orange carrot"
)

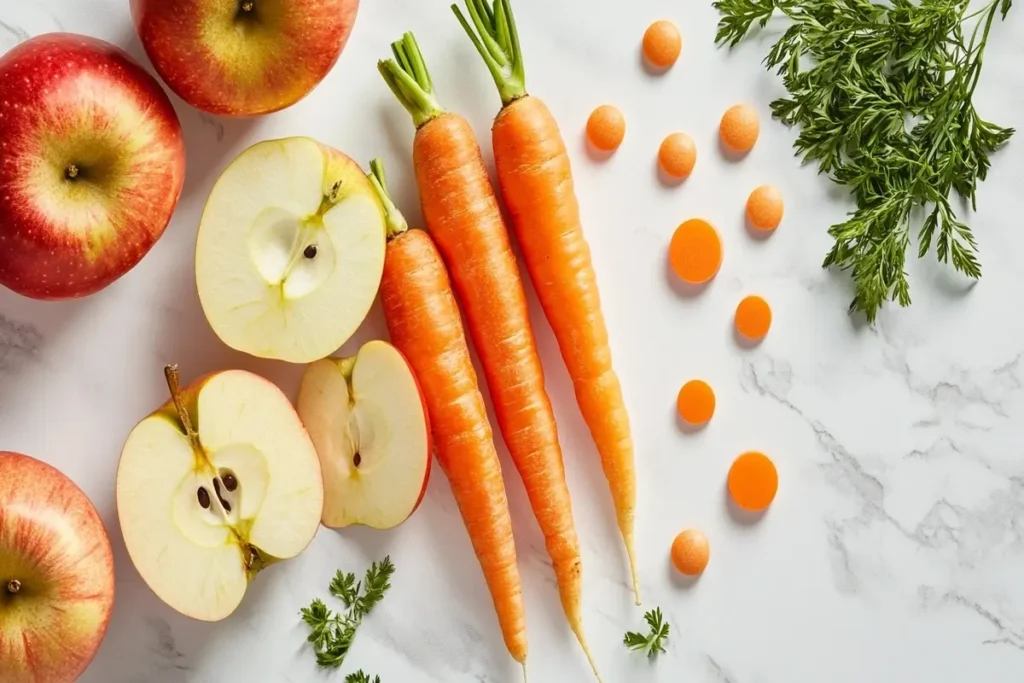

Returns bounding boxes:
[367,158,527,667]
[454,0,641,604]
[377,33,599,676]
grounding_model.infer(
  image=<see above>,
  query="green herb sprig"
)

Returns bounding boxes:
[623,607,670,657]
[300,556,395,669]
[345,672,381,683]
[714,0,1014,321]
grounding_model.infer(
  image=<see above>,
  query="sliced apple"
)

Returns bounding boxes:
[116,365,324,622]
[297,340,431,530]
[195,137,386,363]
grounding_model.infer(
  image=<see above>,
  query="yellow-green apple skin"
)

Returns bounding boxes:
[0,452,115,683]
[131,0,360,117]
[116,368,324,621]
[0,33,186,300]
[195,137,386,363]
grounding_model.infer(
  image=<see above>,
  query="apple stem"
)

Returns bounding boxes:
[6,579,20,594]
[164,365,202,453]
[366,158,410,240]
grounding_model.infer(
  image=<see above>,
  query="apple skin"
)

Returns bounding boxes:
[0,452,115,683]
[0,33,186,300]
[131,0,360,117]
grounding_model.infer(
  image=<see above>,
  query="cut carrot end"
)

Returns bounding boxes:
[643,20,682,69]
[677,379,715,425]
[586,105,626,152]
[669,218,722,285]
[659,132,697,179]
[720,103,759,154]
[671,528,710,576]
[746,185,784,231]
[728,451,778,511]
[734,295,772,340]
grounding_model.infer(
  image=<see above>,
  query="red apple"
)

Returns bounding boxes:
[131,0,360,117]
[0,452,115,683]
[0,33,186,300]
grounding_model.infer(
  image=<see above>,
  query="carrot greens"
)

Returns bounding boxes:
[714,0,1014,321]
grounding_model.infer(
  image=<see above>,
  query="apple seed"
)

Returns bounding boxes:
[353,452,362,467]
[223,472,238,492]
[197,487,211,509]
[6,579,21,594]
[303,244,318,259]
[213,478,232,513]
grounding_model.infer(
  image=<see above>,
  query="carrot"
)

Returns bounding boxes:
[670,218,723,285]
[367,158,527,667]
[453,0,642,605]
[727,451,778,511]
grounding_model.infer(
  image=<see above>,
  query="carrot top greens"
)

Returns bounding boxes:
[452,0,527,105]
[378,32,444,128]
[715,0,1014,322]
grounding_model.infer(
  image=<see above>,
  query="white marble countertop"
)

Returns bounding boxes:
[3,1,1024,681]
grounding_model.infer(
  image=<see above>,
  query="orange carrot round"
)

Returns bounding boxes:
[379,29,594,673]
[728,451,778,511]
[669,219,722,284]
[720,104,759,154]
[586,105,625,152]
[735,295,772,340]
[677,379,715,425]
[671,529,710,576]
[659,132,697,179]
[367,154,527,665]
[455,0,641,618]
[746,185,784,231]
[642,20,682,69]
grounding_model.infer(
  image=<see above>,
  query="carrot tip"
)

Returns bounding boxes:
[574,629,602,682]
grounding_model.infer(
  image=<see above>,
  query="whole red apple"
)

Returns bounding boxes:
[0,33,185,300]
[131,0,360,117]
[0,452,115,683]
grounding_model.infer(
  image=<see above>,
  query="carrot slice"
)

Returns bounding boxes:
[669,219,722,285]
[719,104,759,154]
[670,529,709,576]
[734,295,771,340]
[586,105,625,152]
[658,132,696,179]
[642,20,682,69]
[676,379,715,425]
[746,185,784,231]
[727,451,778,511]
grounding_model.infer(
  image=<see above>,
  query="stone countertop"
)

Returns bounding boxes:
[2,1,1023,681]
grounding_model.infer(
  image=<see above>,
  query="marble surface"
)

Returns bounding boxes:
[2,1,1024,681]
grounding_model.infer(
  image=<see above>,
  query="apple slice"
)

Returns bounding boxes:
[297,340,431,530]
[116,365,324,621]
[195,137,386,363]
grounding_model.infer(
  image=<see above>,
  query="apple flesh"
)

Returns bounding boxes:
[116,365,324,622]
[195,137,386,364]
[131,0,360,117]
[0,452,115,683]
[0,33,185,300]
[297,340,432,530]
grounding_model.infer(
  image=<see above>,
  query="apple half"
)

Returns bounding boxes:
[116,365,324,621]
[297,340,431,530]
[195,137,386,363]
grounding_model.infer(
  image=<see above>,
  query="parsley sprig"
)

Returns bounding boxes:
[300,556,395,669]
[345,672,381,683]
[623,607,670,657]
[714,0,1014,321]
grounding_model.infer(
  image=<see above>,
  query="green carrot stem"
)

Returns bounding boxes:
[377,32,445,128]
[452,0,527,105]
